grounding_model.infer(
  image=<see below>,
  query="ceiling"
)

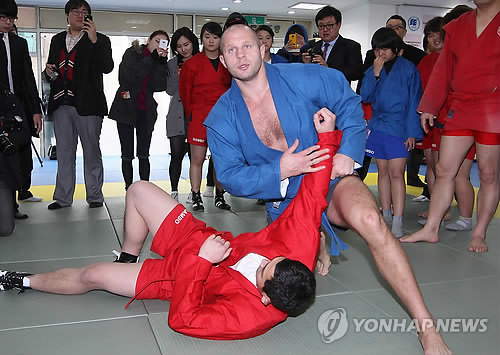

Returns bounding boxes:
[17,0,473,19]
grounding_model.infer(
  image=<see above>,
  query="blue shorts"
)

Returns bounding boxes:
[365,129,409,160]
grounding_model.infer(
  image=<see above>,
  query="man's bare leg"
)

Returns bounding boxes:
[121,181,181,256]
[316,230,331,276]
[401,136,474,243]
[327,176,451,354]
[468,143,500,252]
[30,181,180,296]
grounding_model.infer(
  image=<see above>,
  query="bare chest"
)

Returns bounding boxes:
[246,94,288,151]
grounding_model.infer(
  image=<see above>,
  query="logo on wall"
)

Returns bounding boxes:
[408,16,420,31]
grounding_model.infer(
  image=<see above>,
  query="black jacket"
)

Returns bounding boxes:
[45,30,113,117]
[0,32,42,136]
[312,35,364,83]
[108,41,168,131]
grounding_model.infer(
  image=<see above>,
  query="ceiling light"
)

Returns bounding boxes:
[287,10,296,14]
[205,18,211,21]
[290,2,328,10]
[233,0,243,3]
[221,7,230,11]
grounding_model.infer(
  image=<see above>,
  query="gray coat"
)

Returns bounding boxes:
[166,56,187,137]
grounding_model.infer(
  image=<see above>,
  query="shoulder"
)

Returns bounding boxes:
[167,56,178,69]
[398,56,419,71]
[339,36,361,49]
[444,10,474,33]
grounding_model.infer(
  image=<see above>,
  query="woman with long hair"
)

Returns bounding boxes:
[166,27,199,201]
[109,30,169,190]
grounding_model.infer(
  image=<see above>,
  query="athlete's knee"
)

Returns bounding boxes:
[434,162,455,181]
[478,165,499,186]
[80,264,105,289]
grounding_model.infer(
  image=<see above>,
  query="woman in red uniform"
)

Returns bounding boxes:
[179,22,232,211]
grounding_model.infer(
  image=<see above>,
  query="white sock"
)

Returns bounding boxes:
[23,277,31,288]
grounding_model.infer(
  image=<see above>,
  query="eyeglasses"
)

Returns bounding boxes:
[0,15,18,22]
[69,10,89,17]
[317,23,338,31]
[386,24,405,31]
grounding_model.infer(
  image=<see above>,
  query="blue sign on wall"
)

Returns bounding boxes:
[18,32,37,55]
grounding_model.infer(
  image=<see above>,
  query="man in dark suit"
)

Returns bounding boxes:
[302,5,363,84]
[0,0,43,221]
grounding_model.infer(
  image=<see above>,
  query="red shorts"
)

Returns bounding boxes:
[187,114,208,147]
[416,128,433,150]
[442,129,500,145]
[439,129,500,160]
[135,204,217,300]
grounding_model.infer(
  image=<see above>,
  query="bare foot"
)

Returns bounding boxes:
[419,325,452,355]
[418,212,450,221]
[418,210,429,218]
[316,255,332,276]
[400,229,439,243]
[467,236,488,253]
[316,231,332,276]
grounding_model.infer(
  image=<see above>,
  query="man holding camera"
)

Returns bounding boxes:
[302,6,363,84]
[44,0,113,210]
[0,0,43,234]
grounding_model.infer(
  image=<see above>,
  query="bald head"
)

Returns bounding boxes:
[220,24,260,53]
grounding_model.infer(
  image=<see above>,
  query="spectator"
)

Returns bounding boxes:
[179,22,231,211]
[276,24,308,63]
[0,0,43,223]
[302,5,363,83]
[255,25,288,64]
[166,27,199,201]
[108,31,169,190]
[44,0,113,210]
[360,27,423,237]
[357,14,427,189]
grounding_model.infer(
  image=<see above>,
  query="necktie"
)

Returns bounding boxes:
[0,32,14,93]
[323,42,329,60]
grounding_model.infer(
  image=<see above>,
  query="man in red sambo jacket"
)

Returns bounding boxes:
[0,109,339,340]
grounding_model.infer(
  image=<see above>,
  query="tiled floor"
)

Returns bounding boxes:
[0,157,498,355]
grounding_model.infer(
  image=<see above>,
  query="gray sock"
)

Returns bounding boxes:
[392,216,404,238]
[383,209,393,224]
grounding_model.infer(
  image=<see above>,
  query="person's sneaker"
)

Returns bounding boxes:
[214,190,231,210]
[89,202,103,209]
[112,250,139,263]
[186,192,193,204]
[418,218,445,226]
[48,202,69,210]
[203,186,214,197]
[18,191,43,202]
[0,270,33,292]
[171,191,179,201]
[445,217,473,231]
[192,191,204,211]
[412,194,430,202]
[19,196,43,202]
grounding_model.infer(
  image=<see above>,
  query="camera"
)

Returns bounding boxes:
[48,69,59,81]
[159,39,169,50]
[0,115,24,155]
[307,46,323,59]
